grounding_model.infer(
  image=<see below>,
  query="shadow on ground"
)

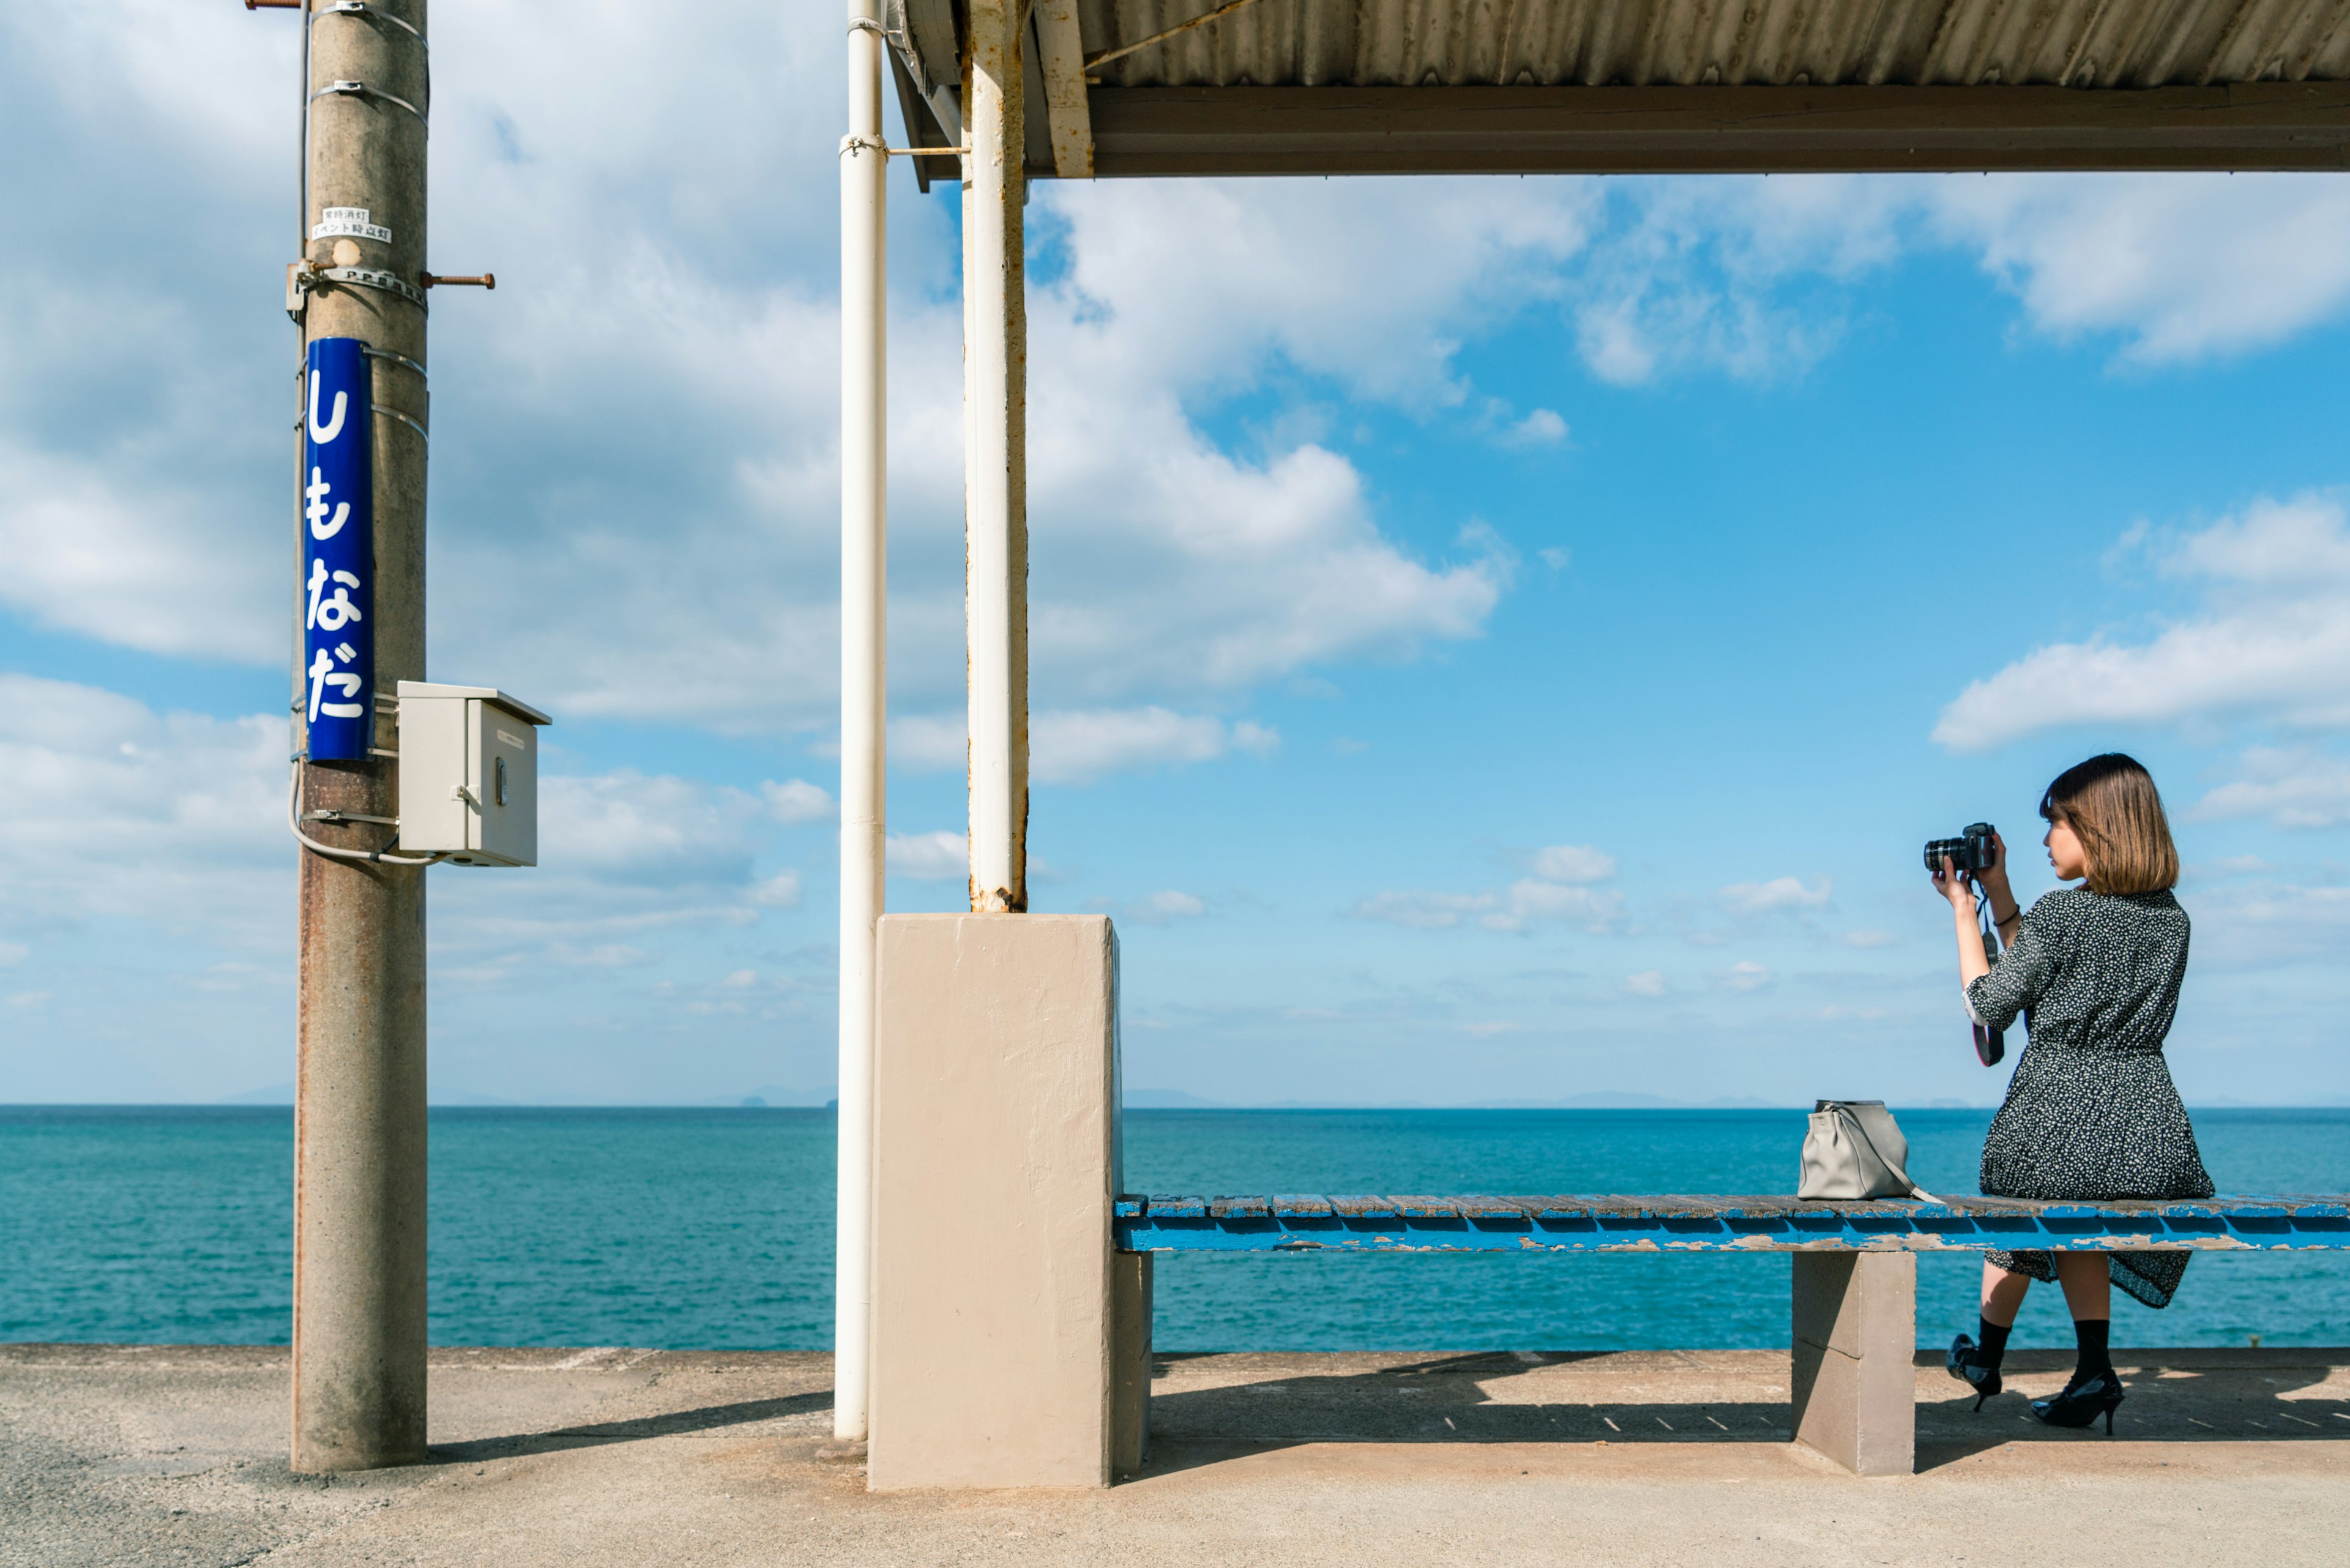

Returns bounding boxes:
[1139,1350,2350,1477]
[431,1391,834,1463]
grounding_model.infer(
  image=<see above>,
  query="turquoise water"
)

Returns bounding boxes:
[2,1107,2345,1353]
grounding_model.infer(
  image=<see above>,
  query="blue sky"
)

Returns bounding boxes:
[4,3,2349,1108]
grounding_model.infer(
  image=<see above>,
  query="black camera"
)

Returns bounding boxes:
[1923,822,1999,876]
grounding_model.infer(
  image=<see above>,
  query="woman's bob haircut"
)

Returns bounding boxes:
[2040,753,2180,895]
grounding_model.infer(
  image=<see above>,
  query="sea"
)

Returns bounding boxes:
[4,1106,2346,1353]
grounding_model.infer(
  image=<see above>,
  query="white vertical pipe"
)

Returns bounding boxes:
[836,0,887,1445]
[965,0,1028,914]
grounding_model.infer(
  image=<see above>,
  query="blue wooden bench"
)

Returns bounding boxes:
[1114,1192,2350,1474]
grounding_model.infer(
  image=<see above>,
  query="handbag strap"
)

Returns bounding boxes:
[1830,1103,1942,1206]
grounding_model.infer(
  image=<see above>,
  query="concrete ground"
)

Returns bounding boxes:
[4,1343,2344,1567]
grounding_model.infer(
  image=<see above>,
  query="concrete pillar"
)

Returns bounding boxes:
[291,0,431,1471]
[1789,1251,1915,1476]
[869,915,1125,1489]
[962,0,1029,914]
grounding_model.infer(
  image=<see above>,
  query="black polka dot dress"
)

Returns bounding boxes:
[1965,886,2213,1309]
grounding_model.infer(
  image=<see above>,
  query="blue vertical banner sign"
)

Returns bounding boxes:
[302,338,374,760]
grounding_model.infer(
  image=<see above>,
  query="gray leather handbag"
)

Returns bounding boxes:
[1798,1099,1940,1203]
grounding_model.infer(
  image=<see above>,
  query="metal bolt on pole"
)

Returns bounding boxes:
[284,0,432,1472]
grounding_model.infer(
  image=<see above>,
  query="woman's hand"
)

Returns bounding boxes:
[1931,854,1977,911]
[1977,829,2014,900]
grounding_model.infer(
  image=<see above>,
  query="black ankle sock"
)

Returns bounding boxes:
[2073,1317,2113,1383]
[1974,1317,2012,1368]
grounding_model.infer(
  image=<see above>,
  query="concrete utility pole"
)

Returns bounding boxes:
[964,0,1029,914]
[835,0,888,1447]
[288,0,433,1472]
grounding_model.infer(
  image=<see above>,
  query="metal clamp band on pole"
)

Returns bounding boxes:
[286,758,445,867]
[318,264,428,310]
[317,1,428,49]
[311,80,428,132]
[375,405,428,442]
[361,345,427,381]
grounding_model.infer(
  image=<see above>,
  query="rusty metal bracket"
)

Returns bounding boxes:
[840,133,969,158]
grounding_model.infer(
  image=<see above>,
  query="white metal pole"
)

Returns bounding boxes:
[836,0,887,1446]
[965,0,1028,914]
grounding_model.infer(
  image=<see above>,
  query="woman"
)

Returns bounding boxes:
[1933,753,2213,1433]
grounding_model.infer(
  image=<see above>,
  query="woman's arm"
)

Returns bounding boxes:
[1935,856,1992,987]
[1938,848,2054,1034]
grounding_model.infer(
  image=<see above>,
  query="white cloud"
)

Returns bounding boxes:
[1032,708,1275,786]
[0,667,837,1072]
[0,438,280,662]
[1043,177,1592,408]
[893,707,1281,786]
[886,831,968,881]
[0,674,286,947]
[2193,747,2350,829]
[1557,171,2350,385]
[889,714,966,772]
[1483,879,1624,933]
[749,871,804,908]
[1352,878,1623,934]
[1530,844,1616,884]
[1116,890,1207,926]
[761,780,834,824]
[1353,890,1494,931]
[0,942,26,966]
[0,6,1516,750]
[428,767,828,979]
[22,6,2350,760]
[1717,961,1774,992]
[1928,173,2350,365]
[1717,875,1832,914]
[1498,408,1569,448]
[1622,970,1668,997]
[540,771,769,888]
[1936,495,2350,751]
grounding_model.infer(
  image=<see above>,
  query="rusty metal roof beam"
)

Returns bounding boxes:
[1079,81,2350,175]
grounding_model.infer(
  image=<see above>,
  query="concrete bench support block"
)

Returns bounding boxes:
[1789,1250,1915,1476]
[870,914,1125,1490]
[1112,1250,1152,1476]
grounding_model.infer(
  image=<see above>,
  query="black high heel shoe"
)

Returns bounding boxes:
[1945,1333,2003,1411]
[2031,1370,2124,1433]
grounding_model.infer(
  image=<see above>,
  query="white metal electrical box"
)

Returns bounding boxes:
[394,682,551,866]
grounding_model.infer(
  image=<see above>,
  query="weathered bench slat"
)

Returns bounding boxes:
[1116,1193,2350,1253]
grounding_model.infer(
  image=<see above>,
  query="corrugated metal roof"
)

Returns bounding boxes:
[886,1,2350,178]
[1075,0,2350,91]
